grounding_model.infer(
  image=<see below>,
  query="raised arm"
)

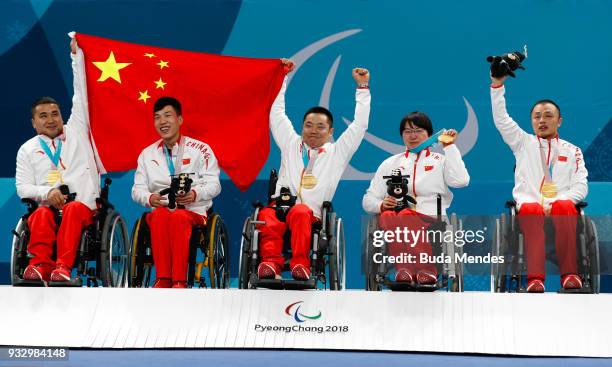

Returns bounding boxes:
[490,76,529,152]
[65,35,91,136]
[335,68,371,162]
[269,59,300,152]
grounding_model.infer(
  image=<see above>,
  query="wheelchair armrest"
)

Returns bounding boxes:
[322,201,333,212]
[505,200,517,209]
[576,201,588,209]
[96,197,114,211]
[21,198,39,215]
[100,177,112,201]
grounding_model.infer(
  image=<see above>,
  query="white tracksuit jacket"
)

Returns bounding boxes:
[490,85,588,210]
[362,145,470,217]
[131,136,221,216]
[271,77,371,219]
[16,50,100,210]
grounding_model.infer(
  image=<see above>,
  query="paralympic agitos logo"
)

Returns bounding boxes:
[253,301,348,333]
[285,301,322,323]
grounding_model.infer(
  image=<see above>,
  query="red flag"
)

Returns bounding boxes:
[75,33,285,191]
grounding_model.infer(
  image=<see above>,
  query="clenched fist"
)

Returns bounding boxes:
[352,67,370,86]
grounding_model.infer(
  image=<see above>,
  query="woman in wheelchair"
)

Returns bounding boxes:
[131,97,221,288]
[362,112,469,286]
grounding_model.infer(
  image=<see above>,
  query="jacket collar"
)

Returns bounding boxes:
[404,147,430,159]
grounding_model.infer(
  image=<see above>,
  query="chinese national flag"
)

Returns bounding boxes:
[75,33,286,191]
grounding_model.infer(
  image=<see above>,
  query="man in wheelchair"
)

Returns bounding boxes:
[255,59,370,281]
[363,112,469,287]
[490,71,588,293]
[14,38,101,284]
[131,97,221,288]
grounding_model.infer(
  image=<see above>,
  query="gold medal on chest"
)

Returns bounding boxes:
[541,181,558,199]
[301,174,318,189]
[47,169,63,185]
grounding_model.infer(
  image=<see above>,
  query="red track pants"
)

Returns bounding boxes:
[518,200,578,281]
[147,207,206,282]
[257,204,316,273]
[27,201,94,271]
[379,208,437,275]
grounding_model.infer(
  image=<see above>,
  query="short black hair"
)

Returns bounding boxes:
[31,96,59,116]
[531,99,561,117]
[303,106,333,128]
[399,111,433,137]
[154,96,182,116]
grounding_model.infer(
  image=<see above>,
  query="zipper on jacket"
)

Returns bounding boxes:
[412,152,420,198]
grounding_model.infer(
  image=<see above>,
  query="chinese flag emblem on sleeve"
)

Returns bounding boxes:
[75,32,286,191]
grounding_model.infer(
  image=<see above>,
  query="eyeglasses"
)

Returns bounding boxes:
[402,128,427,135]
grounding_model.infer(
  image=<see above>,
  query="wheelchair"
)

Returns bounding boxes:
[11,178,130,287]
[129,208,230,289]
[363,195,464,292]
[238,170,345,290]
[491,200,600,294]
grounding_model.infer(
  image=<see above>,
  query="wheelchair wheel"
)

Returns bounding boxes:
[584,216,600,294]
[364,216,382,291]
[10,218,29,285]
[206,213,230,289]
[328,217,345,290]
[129,213,153,288]
[99,210,129,287]
[238,216,254,289]
[448,214,464,292]
[494,213,510,292]
[491,216,502,292]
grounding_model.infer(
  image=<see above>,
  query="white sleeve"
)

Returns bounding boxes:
[65,49,90,137]
[490,86,529,153]
[131,152,153,208]
[270,76,300,152]
[558,147,588,203]
[334,88,371,162]
[193,147,221,202]
[362,160,388,214]
[442,144,470,188]
[15,146,52,202]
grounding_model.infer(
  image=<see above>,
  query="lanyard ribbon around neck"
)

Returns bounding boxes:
[538,139,557,183]
[38,137,62,167]
[164,136,185,177]
[407,129,445,154]
[301,144,320,175]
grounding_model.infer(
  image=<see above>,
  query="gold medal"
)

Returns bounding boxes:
[47,169,63,185]
[541,182,558,199]
[438,134,455,144]
[301,173,318,189]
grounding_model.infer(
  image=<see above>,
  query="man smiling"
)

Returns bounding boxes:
[490,74,588,293]
[15,38,100,284]
[132,97,221,288]
[256,59,371,281]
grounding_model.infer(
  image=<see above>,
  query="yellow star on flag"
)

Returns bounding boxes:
[92,51,131,83]
[138,90,151,103]
[154,77,167,90]
[144,53,156,58]
[157,60,169,69]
